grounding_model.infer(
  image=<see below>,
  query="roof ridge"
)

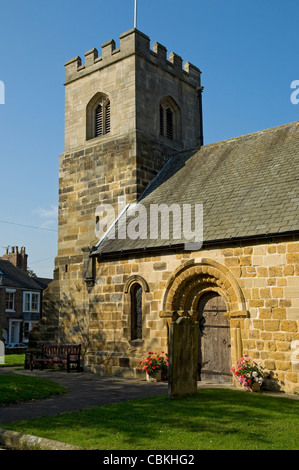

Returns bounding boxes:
[201,120,299,149]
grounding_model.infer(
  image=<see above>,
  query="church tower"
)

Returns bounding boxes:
[60,28,202,260]
[35,28,203,350]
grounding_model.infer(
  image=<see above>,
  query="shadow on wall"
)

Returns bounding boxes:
[28,281,134,375]
[262,371,283,393]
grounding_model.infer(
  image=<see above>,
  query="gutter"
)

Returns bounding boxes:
[91,230,299,260]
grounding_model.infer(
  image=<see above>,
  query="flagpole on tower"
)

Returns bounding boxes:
[134,0,138,29]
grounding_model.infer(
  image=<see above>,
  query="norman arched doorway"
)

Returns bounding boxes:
[160,259,249,375]
[197,292,231,383]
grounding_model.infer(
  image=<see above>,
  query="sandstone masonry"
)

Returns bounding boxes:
[32,28,299,395]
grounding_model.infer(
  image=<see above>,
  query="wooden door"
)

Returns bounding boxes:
[197,292,232,383]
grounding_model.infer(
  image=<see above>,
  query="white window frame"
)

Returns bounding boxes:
[23,291,40,313]
[5,288,16,312]
[22,321,37,343]
[9,319,22,343]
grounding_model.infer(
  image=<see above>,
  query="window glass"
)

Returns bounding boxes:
[31,293,39,312]
[23,322,30,340]
[24,293,31,311]
[131,284,142,340]
[5,291,15,311]
[23,292,40,312]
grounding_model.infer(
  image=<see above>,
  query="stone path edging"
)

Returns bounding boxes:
[0,428,81,450]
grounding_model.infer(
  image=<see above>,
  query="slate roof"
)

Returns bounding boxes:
[93,121,299,256]
[34,277,53,289]
[0,260,46,290]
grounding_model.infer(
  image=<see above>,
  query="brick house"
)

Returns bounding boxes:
[30,28,299,394]
[0,247,51,344]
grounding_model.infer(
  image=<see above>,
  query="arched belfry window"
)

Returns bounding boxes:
[86,93,110,140]
[131,284,143,340]
[159,97,180,141]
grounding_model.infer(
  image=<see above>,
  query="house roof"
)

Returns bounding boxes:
[0,260,47,290]
[93,120,299,257]
[34,277,53,289]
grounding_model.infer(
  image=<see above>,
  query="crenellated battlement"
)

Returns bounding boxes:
[65,28,201,87]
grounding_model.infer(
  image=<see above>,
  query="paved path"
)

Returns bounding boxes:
[1,367,297,426]
[0,368,170,424]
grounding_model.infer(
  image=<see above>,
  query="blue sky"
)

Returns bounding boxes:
[0,0,298,278]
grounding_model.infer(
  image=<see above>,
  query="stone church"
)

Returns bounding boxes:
[31,28,299,394]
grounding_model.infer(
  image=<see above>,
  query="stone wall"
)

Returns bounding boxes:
[38,28,299,396]
[64,28,201,153]
[74,235,299,394]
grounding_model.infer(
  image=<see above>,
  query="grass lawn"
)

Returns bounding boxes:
[0,354,26,367]
[0,373,67,405]
[4,388,299,450]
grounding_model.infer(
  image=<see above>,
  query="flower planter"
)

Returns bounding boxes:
[139,351,169,383]
[251,382,261,393]
[146,370,162,382]
[231,354,264,393]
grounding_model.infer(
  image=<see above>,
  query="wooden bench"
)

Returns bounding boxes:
[30,344,81,373]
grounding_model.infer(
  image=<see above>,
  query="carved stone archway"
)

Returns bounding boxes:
[160,259,249,367]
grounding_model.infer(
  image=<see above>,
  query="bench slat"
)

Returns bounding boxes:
[30,344,81,372]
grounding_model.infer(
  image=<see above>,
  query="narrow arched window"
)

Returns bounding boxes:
[86,93,111,141]
[159,97,180,141]
[131,284,143,340]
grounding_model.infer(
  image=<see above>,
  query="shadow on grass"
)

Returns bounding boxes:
[7,389,299,450]
[0,373,67,405]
